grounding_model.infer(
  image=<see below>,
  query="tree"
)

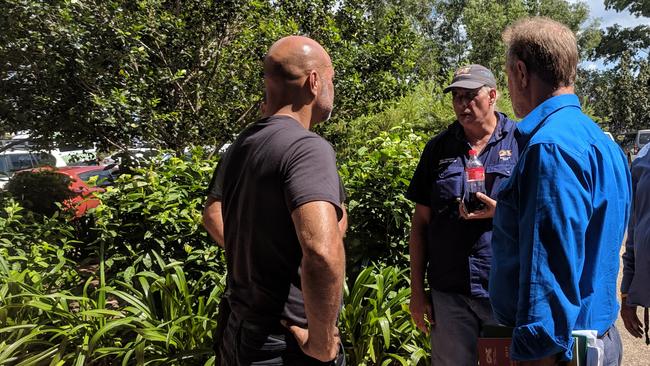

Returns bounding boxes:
[1,0,443,153]
[428,0,598,83]
[577,52,650,135]
[605,0,650,17]
[0,0,290,153]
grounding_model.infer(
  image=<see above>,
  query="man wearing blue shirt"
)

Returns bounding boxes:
[406,64,519,366]
[488,17,632,365]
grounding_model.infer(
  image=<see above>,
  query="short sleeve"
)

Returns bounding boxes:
[206,148,231,200]
[406,138,437,206]
[283,136,343,220]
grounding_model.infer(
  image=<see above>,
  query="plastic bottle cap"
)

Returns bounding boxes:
[468,149,477,156]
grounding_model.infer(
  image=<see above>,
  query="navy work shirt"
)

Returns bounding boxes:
[622,145,650,307]
[490,94,631,361]
[406,112,519,297]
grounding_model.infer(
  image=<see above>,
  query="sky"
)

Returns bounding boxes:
[581,0,649,28]
[574,0,650,70]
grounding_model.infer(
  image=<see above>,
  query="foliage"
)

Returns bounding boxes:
[590,0,649,65]
[605,0,650,17]
[5,170,75,217]
[591,24,650,64]
[340,265,429,366]
[91,148,224,284]
[430,0,598,83]
[577,53,650,135]
[0,251,223,365]
[337,83,450,272]
[0,152,225,364]
[0,200,80,292]
[340,127,424,272]
[0,0,442,152]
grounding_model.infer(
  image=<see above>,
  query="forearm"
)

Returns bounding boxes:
[292,201,345,348]
[409,205,430,293]
[203,198,225,248]
[301,240,345,342]
[409,230,427,293]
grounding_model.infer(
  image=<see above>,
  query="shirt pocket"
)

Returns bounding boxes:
[486,163,515,196]
[433,164,464,203]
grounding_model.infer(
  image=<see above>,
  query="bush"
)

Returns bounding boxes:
[5,170,75,216]
[340,265,429,365]
[90,148,225,286]
[340,127,425,272]
[337,82,452,272]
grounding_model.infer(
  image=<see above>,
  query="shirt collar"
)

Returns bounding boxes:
[452,112,514,143]
[489,112,515,143]
[516,94,581,144]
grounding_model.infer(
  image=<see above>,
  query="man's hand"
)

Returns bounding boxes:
[284,322,340,362]
[409,289,433,334]
[459,192,497,220]
[621,302,644,338]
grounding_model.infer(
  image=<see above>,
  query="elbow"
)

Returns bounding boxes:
[302,239,345,268]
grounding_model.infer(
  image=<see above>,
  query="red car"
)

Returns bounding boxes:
[26,165,117,217]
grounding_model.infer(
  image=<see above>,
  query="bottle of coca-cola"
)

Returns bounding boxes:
[464,149,486,213]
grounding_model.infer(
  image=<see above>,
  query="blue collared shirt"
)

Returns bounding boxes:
[407,112,519,297]
[622,147,650,307]
[490,94,631,361]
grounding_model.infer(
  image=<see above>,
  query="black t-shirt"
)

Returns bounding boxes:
[208,115,344,327]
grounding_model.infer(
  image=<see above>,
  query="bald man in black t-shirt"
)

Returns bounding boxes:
[203,36,346,366]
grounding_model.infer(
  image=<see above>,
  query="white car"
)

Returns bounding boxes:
[631,129,650,162]
[0,149,67,189]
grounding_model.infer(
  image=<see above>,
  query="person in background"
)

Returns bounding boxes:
[620,142,650,346]
[489,17,631,365]
[203,35,346,365]
[406,64,519,366]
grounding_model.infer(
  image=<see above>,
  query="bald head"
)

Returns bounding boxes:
[263,36,335,127]
[264,36,332,82]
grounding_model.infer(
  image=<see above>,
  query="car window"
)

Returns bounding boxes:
[0,156,9,176]
[33,152,56,166]
[78,169,114,187]
[7,153,35,171]
[639,133,650,145]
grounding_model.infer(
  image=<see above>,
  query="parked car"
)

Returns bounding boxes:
[100,148,159,170]
[631,129,650,162]
[13,165,117,217]
[0,149,66,189]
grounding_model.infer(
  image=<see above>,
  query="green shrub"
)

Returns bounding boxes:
[340,265,429,365]
[0,251,222,365]
[0,200,80,291]
[5,170,75,217]
[90,148,225,286]
[337,82,452,271]
[340,127,425,272]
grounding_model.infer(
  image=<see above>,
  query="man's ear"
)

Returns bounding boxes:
[515,59,528,89]
[308,70,319,98]
[489,88,497,105]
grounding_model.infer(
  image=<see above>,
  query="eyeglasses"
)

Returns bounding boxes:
[451,88,486,105]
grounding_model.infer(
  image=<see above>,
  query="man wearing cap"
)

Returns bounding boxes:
[406,64,520,365]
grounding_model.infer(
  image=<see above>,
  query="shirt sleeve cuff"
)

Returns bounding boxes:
[511,322,572,361]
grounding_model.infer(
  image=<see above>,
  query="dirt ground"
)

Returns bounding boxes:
[617,246,649,365]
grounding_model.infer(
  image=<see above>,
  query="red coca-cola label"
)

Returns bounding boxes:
[466,167,484,181]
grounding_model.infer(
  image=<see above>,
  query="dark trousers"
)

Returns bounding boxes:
[219,312,346,366]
